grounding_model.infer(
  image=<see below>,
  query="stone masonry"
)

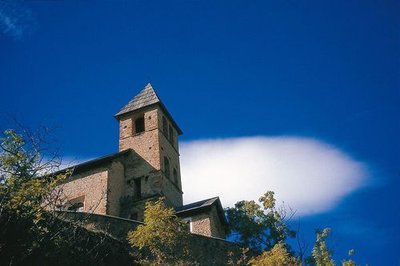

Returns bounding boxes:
[55,83,228,240]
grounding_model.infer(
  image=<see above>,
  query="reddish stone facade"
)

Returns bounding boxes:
[56,83,227,239]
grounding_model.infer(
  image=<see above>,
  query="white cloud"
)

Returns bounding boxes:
[180,136,369,217]
[0,0,36,40]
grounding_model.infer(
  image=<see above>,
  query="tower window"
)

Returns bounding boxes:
[173,168,178,185]
[135,116,145,134]
[169,125,174,145]
[164,157,170,178]
[162,116,169,139]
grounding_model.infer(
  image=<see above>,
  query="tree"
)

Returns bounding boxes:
[308,228,335,266]
[307,228,359,266]
[0,128,66,263]
[0,128,133,265]
[226,192,363,266]
[225,191,296,253]
[249,241,300,266]
[342,249,356,266]
[127,198,197,265]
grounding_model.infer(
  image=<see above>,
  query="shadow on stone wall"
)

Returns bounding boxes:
[57,211,143,239]
[58,211,245,265]
[0,211,136,266]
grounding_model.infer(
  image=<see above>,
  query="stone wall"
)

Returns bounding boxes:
[57,211,142,240]
[189,234,245,266]
[106,160,126,216]
[58,167,109,214]
[56,150,171,222]
[158,107,183,206]
[1,211,136,266]
[58,211,243,266]
[117,106,183,208]
[189,205,225,239]
[191,212,212,236]
[118,107,161,170]
[121,151,163,220]
[209,204,226,238]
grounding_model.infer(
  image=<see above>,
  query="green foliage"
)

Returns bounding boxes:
[0,128,134,265]
[226,192,363,266]
[0,129,365,265]
[306,229,360,266]
[227,248,250,266]
[0,129,66,226]
[225,191,296,253]
[127,198,196,265]
[342,249,356,266]
[249,242,300,266]
[342,260,356,266]
[309,228,335,266]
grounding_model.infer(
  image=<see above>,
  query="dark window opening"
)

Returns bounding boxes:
[68,202,84,212]
[135,116,145,134]
[169,125,174,145]
[173,168,178,185]
[162,116,168,139]
[67,197,85,212]
[164,157,170,178]
[134,178,141,199]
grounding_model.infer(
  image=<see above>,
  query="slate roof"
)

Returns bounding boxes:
[53,149,132,177]
[115,83,160,117]
[175,197,228,228]
[175,197,220,213]
[115,83,182,134]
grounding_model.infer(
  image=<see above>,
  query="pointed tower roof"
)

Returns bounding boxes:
[115,83,182,134]
[115,83,160,116]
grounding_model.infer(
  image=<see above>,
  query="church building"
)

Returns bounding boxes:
[57,83,227,239]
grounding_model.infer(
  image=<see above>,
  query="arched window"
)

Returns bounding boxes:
[173,168,178,185]
[135,116,145,134]
[164,157,170,178]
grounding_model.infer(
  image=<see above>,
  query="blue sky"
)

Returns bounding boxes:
[0,0,399,264]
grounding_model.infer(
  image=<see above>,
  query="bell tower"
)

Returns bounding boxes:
[115,83,183,208]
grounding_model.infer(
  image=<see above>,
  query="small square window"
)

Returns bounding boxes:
[66,196,85,212]
[135,116,145,134]
[164,157,170,178]
[162,116,169,139]
[169,125,174,145]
